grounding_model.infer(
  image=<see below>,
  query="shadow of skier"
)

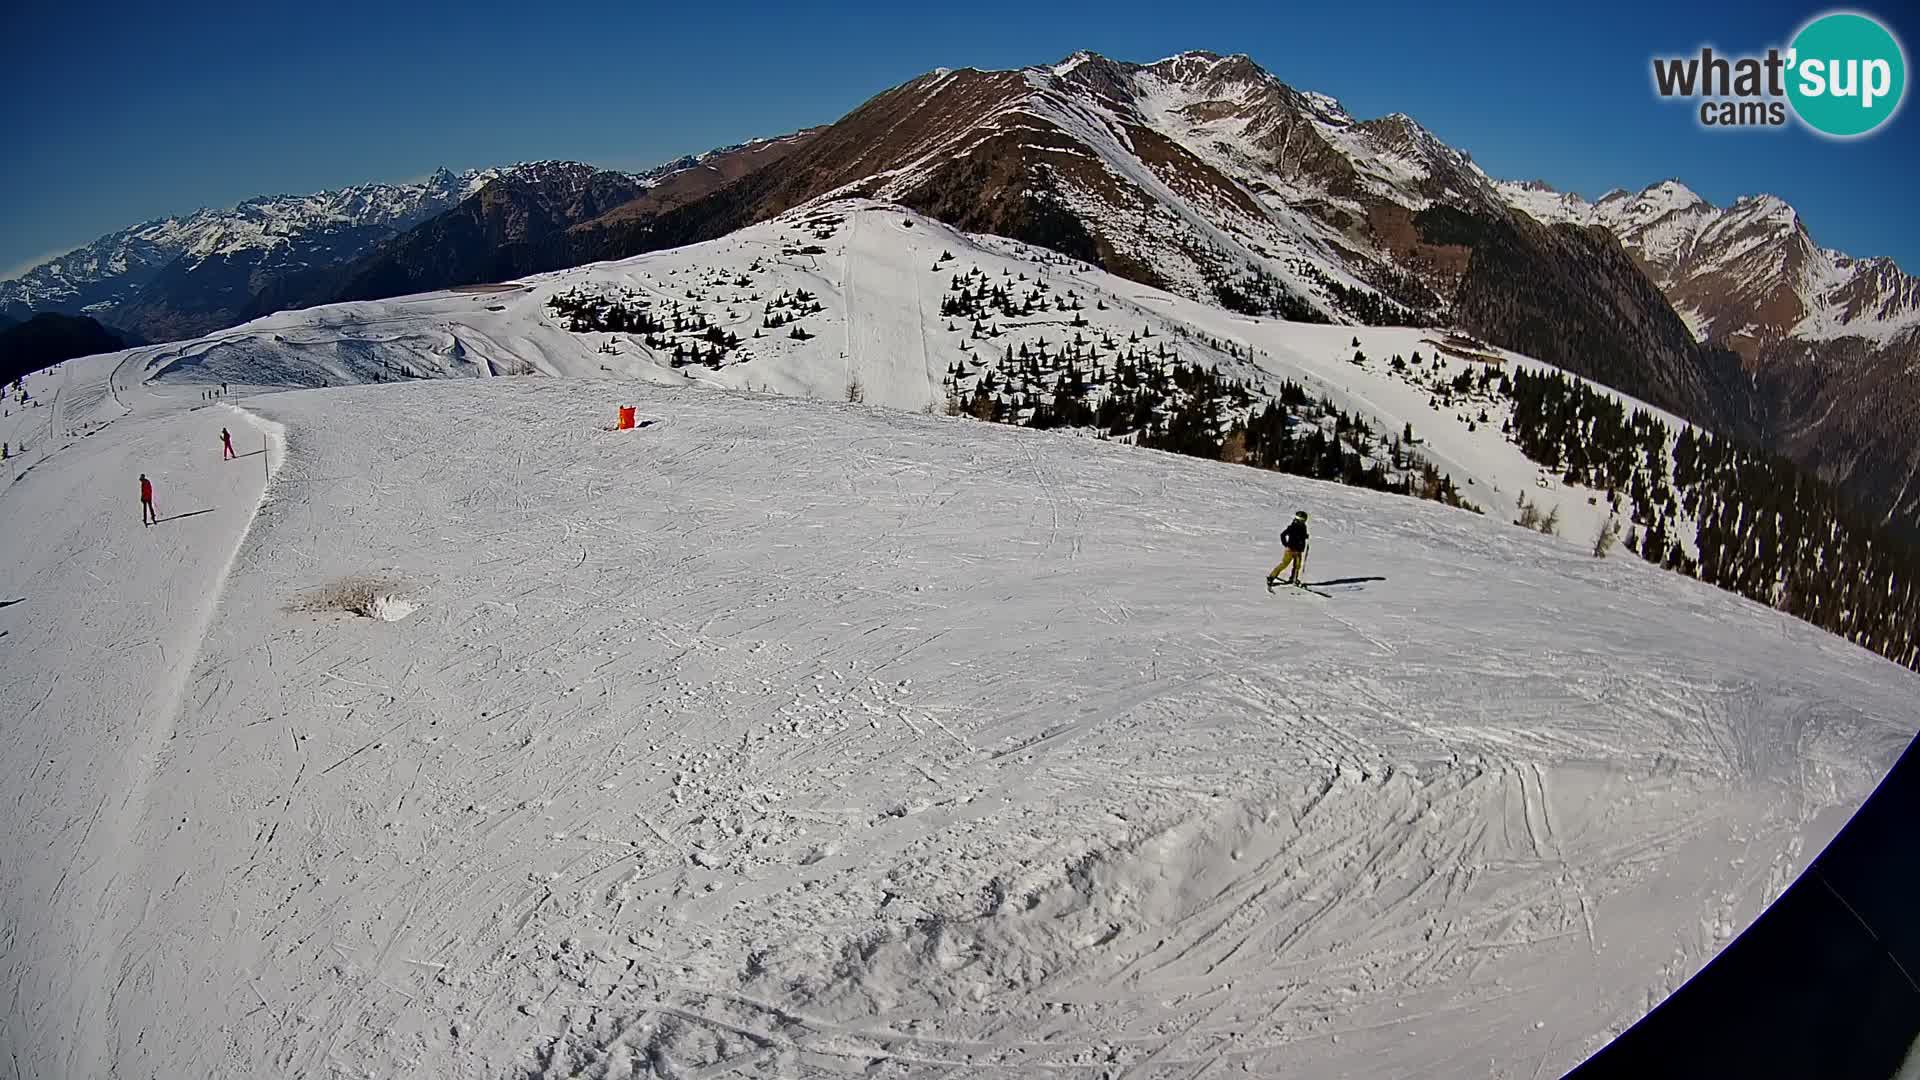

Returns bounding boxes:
[153,509,217,525]
[1305,576,1388,588]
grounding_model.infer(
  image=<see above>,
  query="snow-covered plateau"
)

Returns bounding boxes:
[2,202,1915,1079]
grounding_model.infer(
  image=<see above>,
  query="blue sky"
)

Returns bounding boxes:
[2,0,1915,278]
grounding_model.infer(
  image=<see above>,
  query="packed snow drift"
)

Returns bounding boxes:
[2,204,1917,1080]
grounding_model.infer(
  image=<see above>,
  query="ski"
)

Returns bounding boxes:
[1266,579,1331,598]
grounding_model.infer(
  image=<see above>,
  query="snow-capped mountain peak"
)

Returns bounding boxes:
[0,166,510,312]
[1727,192,1795,225]
[0,159,671,336]
[8,47,1914,542]
[1494,171,1919,350]
[1052,50,1101,77]
[1642,178,1706,208]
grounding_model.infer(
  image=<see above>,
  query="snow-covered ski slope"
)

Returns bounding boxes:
[73,199,1693,553]
[3,343,1917,1077]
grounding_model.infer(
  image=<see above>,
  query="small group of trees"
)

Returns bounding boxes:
[547,286,670,335]
[548,274,830,372]
[1514,492,1561,536]
[939,263,1090,323]
[1484,365,1919,671]
[1295,263,1431,327]
[1210,264,1326,323]
[942,347,1479,515]
[763,289,824,331]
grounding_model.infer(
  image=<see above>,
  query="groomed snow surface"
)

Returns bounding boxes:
[4,353,1916,1079]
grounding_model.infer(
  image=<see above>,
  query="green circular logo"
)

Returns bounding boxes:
[1787,12,1907,137]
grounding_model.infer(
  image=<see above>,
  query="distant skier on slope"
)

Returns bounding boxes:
[140,474,157,527]
[1266,510,1310,588]
[221,427,235,460]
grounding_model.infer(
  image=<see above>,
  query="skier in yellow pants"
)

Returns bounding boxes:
[1267,510,1310,588]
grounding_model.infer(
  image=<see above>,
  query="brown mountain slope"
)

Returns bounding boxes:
[579,131,822,227]
[298,49,1919,535]
[1759,338,1920,533]
[568,53,1755,451]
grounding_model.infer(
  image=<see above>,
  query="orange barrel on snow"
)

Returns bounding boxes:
[617,406,636,430]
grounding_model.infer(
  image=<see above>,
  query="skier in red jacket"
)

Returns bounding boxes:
[140,474,157,526]
[221,427,235,460]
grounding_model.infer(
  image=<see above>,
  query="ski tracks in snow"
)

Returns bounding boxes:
[0,384,283,1079]
[840,213,858,395]
[4,377,1913,1079]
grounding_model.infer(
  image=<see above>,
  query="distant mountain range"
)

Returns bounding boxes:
[1,167,502,339]
[1495,177,1920,536]
[5,51,1914,534]
[254,135,818,313]
[0,150,757,343]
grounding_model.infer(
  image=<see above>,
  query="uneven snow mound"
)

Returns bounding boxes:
[370,594,415,622]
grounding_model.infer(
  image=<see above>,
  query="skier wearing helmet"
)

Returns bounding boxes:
[1267,511,1310,589]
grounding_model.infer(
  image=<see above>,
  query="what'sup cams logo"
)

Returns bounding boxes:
[1652,10,1907,137]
